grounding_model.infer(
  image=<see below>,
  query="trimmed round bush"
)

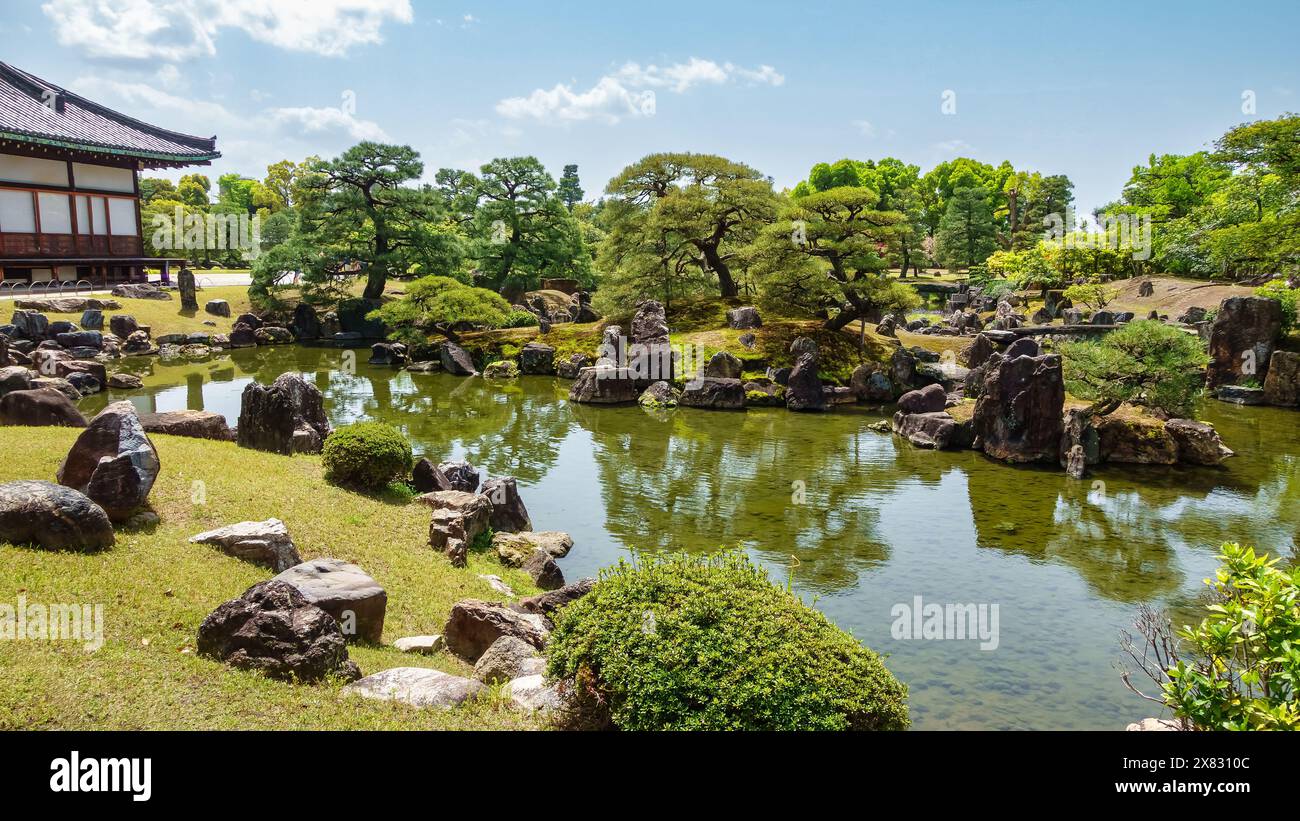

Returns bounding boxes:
[321,421,413,490]
[504,310,539,328]
[546,552,909,731]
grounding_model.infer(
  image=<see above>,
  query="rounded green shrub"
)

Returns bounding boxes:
[546,552,909,731]
[321,421,414,490]
[504,310,540,328]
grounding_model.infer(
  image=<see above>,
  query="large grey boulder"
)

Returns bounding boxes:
[273,558,387,644]
[493,531,573,565]
[0,387,84,428]
[473,636,544,684]
[112,283,171,301]
[196,580,359,682]
[1166,419,1234,465]
[480,476,532,532]
[343,667,486,709]
[236,373,331,455]
[56,401,159,522]
[702,350,742,379]
[726,306,762,329]
[444,599,549,662]
[190,518,302,572]
[892,411,961,449]
[0,480,114,551]
[138,409,232,441]
[204,299,231,317]
[0,366,33,398]
[569,366,641,404]
[679,376,745,410]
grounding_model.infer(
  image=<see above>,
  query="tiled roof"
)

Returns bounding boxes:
[0,61,219,164]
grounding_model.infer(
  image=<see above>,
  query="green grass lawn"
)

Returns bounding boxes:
[96,285,256,338]
[0,428,544,730]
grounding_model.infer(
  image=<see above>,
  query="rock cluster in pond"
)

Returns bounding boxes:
[196,580,361,682]
[56,401,159,522]
[236,372,331,455]
[0,480,115,551]
[272,558,388,644]
[189,518,302,572]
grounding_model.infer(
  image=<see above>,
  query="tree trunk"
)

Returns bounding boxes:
[365,229,390,300]
[702,244,738,298]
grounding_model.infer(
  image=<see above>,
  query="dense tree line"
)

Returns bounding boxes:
[138,112,1299,339]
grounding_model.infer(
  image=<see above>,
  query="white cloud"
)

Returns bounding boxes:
[934,139,975,154]
[270,106,390,141]
[497,57,784,124]
[42,0,413,60]
[72,76,239,128]
[852,119,876,137]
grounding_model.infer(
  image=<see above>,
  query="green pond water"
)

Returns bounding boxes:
[81,345,1300,730]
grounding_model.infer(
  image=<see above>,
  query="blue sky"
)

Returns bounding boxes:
[2,0,1297,213]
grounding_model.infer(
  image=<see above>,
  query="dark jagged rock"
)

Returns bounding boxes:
[411,457,454,493]
[519,342,556,375]
[972,353,1065,463]
[569,366,641,404]
[785,352,826,412]
[850,364,892,402]
[1166,418,1234,465]
[440,341,478,376]
[726,306,762,329]
[437,460,480,493]
[702,350,742,379]
[480,476,531,532]
[0,480,114,551]
[236,373,331,455]
[56,401,159,522]
[196,580,360,682]
[291,302,322,340]
[1206,296,1283,388]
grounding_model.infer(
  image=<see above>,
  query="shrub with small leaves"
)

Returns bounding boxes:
[321,421,413,491]
[546,551,909,731]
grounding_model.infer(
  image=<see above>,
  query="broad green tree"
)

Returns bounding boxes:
[601,152,778,300]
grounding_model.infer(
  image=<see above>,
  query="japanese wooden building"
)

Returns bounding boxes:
[0,61,219,286]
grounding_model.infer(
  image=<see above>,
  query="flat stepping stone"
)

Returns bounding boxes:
[189,518,301,572]
[344,667,486,709]
[274,558,387,643]
[393,635,444,654]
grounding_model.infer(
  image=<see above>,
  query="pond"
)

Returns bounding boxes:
[81,345,1300,730]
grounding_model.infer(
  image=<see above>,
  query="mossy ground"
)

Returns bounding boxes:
[0,427,543,730]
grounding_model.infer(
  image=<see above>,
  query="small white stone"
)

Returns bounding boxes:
[477,574,515,596]
[505,674,566,713]
[393,635,444,654]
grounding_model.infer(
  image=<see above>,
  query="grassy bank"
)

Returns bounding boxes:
[0,428,543,730]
